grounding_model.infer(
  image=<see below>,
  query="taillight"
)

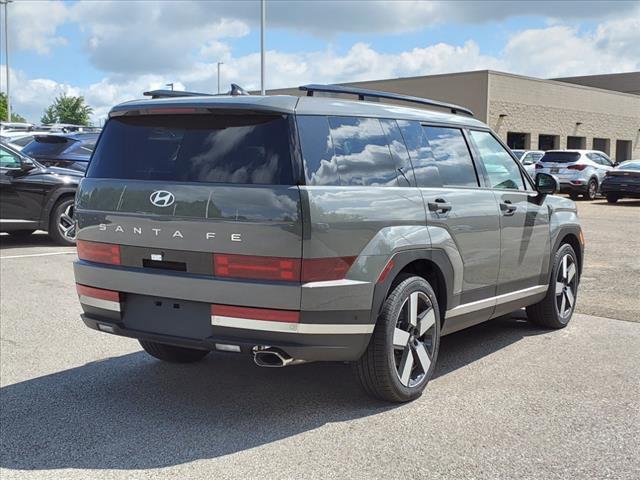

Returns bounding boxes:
[301,257,356,282]
[77,240,121,265]
[212,253,356,282]
[213,254,301,281]
[211,304,300,323]
[76,284,121,302]
[567,164,587,171]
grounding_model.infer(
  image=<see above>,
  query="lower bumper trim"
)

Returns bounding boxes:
[210,315,375,334]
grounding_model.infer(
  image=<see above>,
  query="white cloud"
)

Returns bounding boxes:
[6,0,70,54]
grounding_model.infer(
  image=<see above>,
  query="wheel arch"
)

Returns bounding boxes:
[550,226,584,281]
[41,188,77,227]
[370,249,453,328]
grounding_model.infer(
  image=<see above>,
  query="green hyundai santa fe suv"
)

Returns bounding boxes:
[73,84,583,402]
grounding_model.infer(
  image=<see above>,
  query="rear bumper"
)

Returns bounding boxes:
[600,183,640,197]
[74,260,375,362]
[558,181,589,194]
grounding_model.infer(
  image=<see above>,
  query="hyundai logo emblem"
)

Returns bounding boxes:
[149,190,175,207]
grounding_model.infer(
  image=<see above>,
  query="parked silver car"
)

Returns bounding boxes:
[512,149,545,177]
[535,150,614,200]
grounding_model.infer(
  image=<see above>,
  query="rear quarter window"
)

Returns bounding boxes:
[87,114,295,185]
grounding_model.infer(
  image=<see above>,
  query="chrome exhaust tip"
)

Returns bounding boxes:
[252,346,305,368]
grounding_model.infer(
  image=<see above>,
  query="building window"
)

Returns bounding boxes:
[592,138,610,155]
[538,134,559,151]
[567,136,586,149]
[506,132,530,150]
[615,140,632,162]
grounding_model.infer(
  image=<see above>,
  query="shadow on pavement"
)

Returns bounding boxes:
[0,232,62,250]
[0,312,547,471]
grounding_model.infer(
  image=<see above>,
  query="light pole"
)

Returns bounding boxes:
[260,0,265,95]
[1,0,13,121]
[166,83,174,91]
[217,62,223,95]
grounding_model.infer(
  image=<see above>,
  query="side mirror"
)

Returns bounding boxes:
[535,172,559,195]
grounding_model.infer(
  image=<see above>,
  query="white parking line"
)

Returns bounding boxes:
[0,251,77,259]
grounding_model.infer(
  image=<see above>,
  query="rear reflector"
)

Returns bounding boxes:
[211,304,300,323]
[77,240,121,265]
[76,284,121,302]
[214,254,301,281]
[377,259,395,284]
[301,256,356,282]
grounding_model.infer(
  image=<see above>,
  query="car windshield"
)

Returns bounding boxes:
[511,150,525,159]
[540,152,581,163]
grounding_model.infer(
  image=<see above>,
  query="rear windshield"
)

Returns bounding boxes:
[511,150,525,159]
[87,114,294,185]
[540,152,581,163]
[22,137,73,156]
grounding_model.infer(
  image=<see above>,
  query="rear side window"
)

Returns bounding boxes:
[22,137,73,156]
[298,115,407,187]
[87,114,294,185]
[397,121,478,188]
[541,152,581,163]
[11,136,35,147]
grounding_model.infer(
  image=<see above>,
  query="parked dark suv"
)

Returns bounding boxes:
[21,133,98,172]
[1,142,80,245]
[73,85,583,402]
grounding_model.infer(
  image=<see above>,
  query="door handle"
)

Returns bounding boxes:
[428,198,452,214]
[500,200,517,216]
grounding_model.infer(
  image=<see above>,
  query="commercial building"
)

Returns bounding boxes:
[269,70,640,161]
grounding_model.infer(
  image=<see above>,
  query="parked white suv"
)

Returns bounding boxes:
[535,150,614,200]
[512,150,545,177]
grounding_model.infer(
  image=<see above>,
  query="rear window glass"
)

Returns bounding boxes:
[540,152,581,163]
[22,137,73,156]
[87,114,294,185]
[12,136,35,147]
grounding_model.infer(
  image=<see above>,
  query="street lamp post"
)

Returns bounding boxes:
[217,62,223,95]
[166,83,174,91]
[260,0,265,95]
[1,0,13,121]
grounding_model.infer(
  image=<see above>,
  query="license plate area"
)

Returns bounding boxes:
[551,167,559,173]
[123,294,211,339]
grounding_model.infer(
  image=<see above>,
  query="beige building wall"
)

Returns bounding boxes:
[487,71,640,160]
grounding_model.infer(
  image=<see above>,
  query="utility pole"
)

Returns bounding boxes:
[217,62,223,94]
[1,0,13,121]
[260,0,265,95]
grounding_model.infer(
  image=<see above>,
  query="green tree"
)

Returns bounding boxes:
[40,93,94,126]
[0,93,28,123]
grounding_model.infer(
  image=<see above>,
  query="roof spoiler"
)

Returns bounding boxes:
[299,84,474,117]
[143,84,251,99]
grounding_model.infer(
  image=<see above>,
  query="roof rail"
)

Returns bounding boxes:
[299,84,474,117]
[143,89,213,99]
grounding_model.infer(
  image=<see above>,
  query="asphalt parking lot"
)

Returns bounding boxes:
[1,199,639,479]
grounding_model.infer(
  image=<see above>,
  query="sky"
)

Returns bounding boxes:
[1,0,639,124]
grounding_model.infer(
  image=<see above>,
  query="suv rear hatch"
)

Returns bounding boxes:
[75,111,304,329]
[538,151,582,176]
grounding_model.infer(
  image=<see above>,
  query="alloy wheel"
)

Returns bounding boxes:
[392,291,437,387]
[587,180,597,200]
[555,253,577,319]
[58,203,76,241]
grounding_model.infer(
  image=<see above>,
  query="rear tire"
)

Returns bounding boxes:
[7,229,35,239]
[139,340,210,363]
[526,243,579,329]
[584,178,598,201]
[355,275,440,403]
[49,197,76,246]
[606,195,619,203]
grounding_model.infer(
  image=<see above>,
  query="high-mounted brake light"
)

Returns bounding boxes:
[77,240,121,265]
[213,254,301,281]
[211,304,300,323]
